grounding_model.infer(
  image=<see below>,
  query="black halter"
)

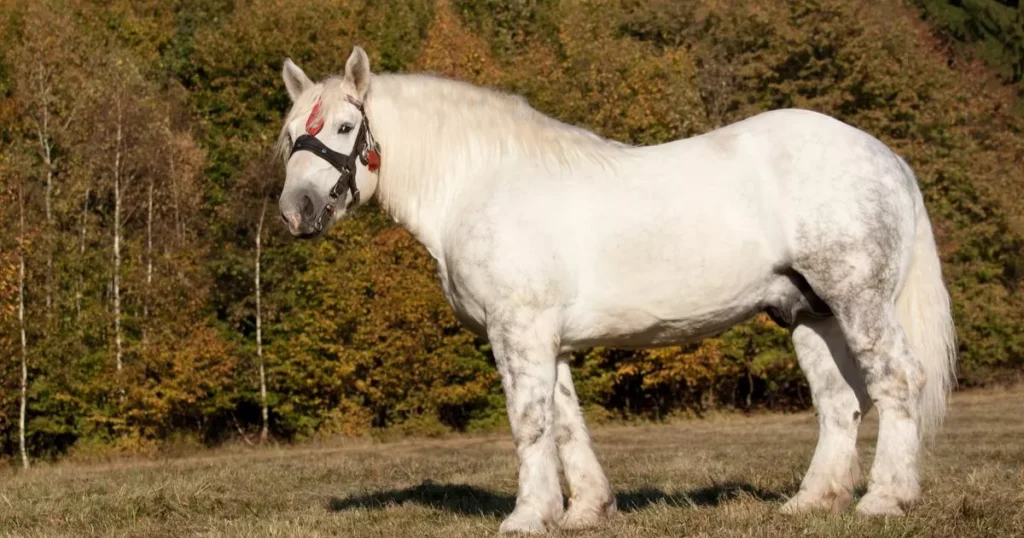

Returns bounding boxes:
[289,96,379,234]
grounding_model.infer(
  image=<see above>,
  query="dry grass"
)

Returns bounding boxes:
[2,387,1023,537]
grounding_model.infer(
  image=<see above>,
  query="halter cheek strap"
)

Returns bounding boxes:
[289,96,380,234]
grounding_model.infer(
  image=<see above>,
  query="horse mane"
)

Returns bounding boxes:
[367,73,628,217]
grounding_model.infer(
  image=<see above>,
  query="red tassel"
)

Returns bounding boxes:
[305,100,324,135]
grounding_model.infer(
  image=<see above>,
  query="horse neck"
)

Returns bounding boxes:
[366,99,449,259]
[365,75,626,260]
[363,79,484,260]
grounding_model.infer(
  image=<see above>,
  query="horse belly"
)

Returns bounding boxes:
[561,259,776,350]
[562,301,764,350]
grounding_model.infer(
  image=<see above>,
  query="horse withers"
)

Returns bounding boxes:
[276,46,956,534]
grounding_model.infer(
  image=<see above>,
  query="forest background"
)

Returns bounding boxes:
[1,0,1022,462]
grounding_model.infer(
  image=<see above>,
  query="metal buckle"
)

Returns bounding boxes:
[313,201,334,233]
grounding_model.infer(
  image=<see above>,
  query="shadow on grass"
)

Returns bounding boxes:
[328,481,514,517]
[617,481,786,511]
[327,480,787,517]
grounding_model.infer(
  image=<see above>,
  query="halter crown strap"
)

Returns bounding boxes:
[289,97,380,233]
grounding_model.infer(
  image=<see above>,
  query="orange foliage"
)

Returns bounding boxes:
[414,0,501,84]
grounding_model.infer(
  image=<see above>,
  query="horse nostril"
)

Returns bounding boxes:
[280,211,301,233]
[300,195,315,220]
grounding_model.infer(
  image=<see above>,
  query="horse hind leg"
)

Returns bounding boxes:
[782,316,870,515]
[843,300,924,516]
[794,242,924,516]
[553,355,616,529]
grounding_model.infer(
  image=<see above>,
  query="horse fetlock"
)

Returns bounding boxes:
[870,473,920,502]
[857,472,920,517]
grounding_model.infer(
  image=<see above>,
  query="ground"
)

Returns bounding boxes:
[1,388,1022,537]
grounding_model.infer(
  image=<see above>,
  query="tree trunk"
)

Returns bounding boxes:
[169,140,183,246]
[35,63,54,312]
[113,98,123,373]
[18,177,30,470]
[76,185,89,320]
[256,198,269,443]
[746,367,753,409]
[145,176,153,322]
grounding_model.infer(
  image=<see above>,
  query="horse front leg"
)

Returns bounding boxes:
[554,355,616,528]
[488,310,563,534]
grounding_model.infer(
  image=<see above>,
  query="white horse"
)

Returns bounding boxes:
[277,47,956,534]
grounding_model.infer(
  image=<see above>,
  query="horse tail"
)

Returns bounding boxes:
[895,157,957,440]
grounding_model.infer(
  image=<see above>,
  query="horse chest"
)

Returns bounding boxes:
[434,260,489,338]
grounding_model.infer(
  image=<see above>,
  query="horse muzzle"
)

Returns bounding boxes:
[279,184,330,238]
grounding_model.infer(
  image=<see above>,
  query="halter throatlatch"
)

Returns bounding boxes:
[290,95,380,234]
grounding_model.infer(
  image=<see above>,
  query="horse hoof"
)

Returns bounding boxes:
[855,492,906,517]
[559,498,616,530]
[781,490,851,515]
[499,509,550,535]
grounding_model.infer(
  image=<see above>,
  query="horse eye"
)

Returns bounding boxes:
[338,123,353,134]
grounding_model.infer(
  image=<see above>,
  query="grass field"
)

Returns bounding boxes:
[1,388,1022,537]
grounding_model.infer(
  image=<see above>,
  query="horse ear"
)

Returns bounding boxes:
[282,58,312,102]
[344,46,371,99]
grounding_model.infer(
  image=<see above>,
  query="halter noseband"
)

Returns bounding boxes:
[289,95,380,234]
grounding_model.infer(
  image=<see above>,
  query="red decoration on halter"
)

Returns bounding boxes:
[305,100,324,135]
[367,150,380,172]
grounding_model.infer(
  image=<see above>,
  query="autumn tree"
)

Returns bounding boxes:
[7,3,92,314]
[1,0,1023,457]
